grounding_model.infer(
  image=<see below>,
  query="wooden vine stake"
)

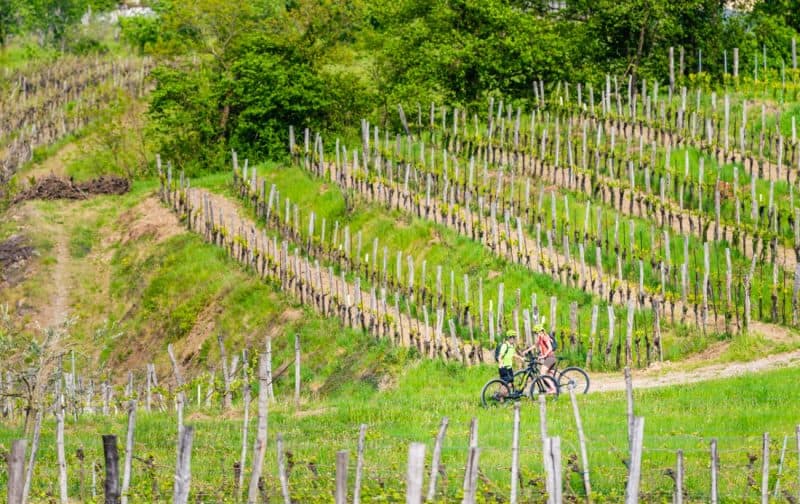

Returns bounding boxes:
[247,354,269,504]
[121,401,136,504]
[463,417,478,492]
[353,424,367,504]
[406,443,426,504]
[103,435,120,504]
[675,449,684,504]
[761,433,769,504]
[56,396,68,504]
[335,451,349,504]
[7,439,26,504]
[173,425,195,504]
[427,417,449,501]
[547,437,562,504]
[510,402,520,504]
[624,367,634,452]
[569,384,592,501]
[237,350,251,500]
[710,438,719,504]
[624,417,645,504]
[277,433,291,504]
[22,409,43,504]
[294,334,301,408]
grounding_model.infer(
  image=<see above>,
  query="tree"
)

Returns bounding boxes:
[753,0,800,33]
[0,0,19,48]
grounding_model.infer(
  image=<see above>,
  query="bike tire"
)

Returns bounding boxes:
[558,367,590,394]
[528,375,560,401]
[481,379,513,408]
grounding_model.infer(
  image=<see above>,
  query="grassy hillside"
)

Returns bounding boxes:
[1,358,798,502]
[0,177,412,395]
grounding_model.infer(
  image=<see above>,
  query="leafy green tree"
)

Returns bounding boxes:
[0,0,19,48]
[753,0,800,33]
[147,65,224,173]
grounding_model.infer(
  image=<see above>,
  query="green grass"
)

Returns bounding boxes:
[1,361,798,502]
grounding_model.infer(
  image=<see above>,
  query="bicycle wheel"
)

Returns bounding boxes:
[558,367,590,394]
[512,370,535,396]
[528,375,560,401]
[481,379,513,408]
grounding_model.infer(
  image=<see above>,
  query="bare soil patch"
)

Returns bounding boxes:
[118,197,185,246]
[13,175,130,203]
[0,235,35,285]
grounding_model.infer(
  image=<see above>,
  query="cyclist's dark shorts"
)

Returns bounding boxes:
[499,367,514,383]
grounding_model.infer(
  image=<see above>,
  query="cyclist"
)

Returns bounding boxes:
[533,322,558,393]
[496,330,518,384]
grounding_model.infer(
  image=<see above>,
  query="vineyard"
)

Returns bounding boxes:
[0,3,800,502]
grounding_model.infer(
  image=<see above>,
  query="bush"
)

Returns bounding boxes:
[67,34,109,55]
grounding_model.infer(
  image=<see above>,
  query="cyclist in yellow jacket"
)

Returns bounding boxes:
[497,331,518,384]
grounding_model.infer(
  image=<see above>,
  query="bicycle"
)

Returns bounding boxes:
[550,357,591,394]
[481,355,560,408]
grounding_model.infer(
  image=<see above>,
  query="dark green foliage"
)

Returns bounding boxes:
[0,0,17,47]
[139,0,800,171]
[147,65,225,174]
[119,15,160,55]
[226,37,374,160]
[227,40,331,160]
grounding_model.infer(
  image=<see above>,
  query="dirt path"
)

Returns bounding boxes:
[47,234,70,328]
[20,203,73,330]
[590,348,800,392]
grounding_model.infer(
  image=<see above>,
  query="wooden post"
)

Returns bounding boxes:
[265,337,275,402]
[247,354,269,504]
[463,447,480,504]
[539,394,552,500]
[624,417,644,504]
[173,425,195,504]
[103,435,121,504]
[335,451,349,504]
[218,333,233,410]
[427,417,449,501]
[795,425,799,503]
[510,402,520,504]
[167,344,185,435]
[354,424,367,504]
[277,433,290,504]
[675,449,684,504]
[56,397,68,504]
[624,300,634,367]
[761,433,769,504]
[238,350,251,500]
[463,418,478,492]
[7,439,26,504]
[294,334,301,407]
[625,367,634,452]
[774,435,788,498]
[121,401,136,504]
[22,409,42,504]
[407,443,426,504]
[548,437,562,504]
[146,364,153,412]
[710,438,719,504]
[569,384,592,501]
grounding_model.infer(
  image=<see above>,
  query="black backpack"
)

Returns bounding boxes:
[494,342,511,363]
[549,331,558,351]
